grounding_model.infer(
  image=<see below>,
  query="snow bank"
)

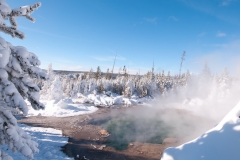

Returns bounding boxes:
[27,98,98,117]
[161,101,240,160]
[77,93,151,107]
[27,92,152,117]
[1,124,72,160]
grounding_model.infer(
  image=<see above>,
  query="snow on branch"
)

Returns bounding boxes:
[0,1,46,159]
[0,0,41,39]
[0,105,39,159]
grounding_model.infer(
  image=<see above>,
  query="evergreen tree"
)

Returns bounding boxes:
[105,68,110,80]
[151,63,155,81]
[49,76,63,101]
[218,67,231,98]
[117,67,122,78]
[167,71,171,79]
[186,70,190,78]
[0,1,47,159]
[221,67,229,81]
[47,63,54,80]
[202,62,211,78]
[123,81,134,98]
[40,63,55,100]
[165,72,172,91]
[198,62,212,98]
[95,66,101,80]
[87,68,93,79]
[98,80,105,94]
[123,66,128,79]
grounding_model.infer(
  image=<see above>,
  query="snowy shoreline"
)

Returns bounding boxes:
[0,123,73,160]
[27,93,153,117]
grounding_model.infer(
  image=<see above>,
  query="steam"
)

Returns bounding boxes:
[146,67,240,141]
[103,66,240,146]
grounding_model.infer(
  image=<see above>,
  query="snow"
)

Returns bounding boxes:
[161,101,240,160]
[27,98,98,117]
[27,91,152,117]
[0,69,8,80]
[0,123,72,160]
[76,93,151,107]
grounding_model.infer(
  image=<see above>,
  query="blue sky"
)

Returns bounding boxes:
[2,0,240,75]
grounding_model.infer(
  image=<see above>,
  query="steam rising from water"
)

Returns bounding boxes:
[103,70,240,147]
[147,70,240,140]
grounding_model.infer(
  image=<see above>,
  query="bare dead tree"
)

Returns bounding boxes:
[111,52,117,77]
[179,51,186,76]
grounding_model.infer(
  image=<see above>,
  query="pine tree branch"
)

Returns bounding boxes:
[0,25,25,39]
[0,2,41,39]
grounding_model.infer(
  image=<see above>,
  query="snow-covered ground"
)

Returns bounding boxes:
[27,98,98,117]
[161,101,240,160]
[25,88,240,160]
[76,92,151,107]
[1,124,73,160]
[27,92,152,117]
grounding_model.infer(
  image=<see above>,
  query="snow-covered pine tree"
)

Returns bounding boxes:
[62,74,74,97]
[151,61,155,81]
[218,67,231,98]
[161,70,165,80]
[198,62,212,98]
[87,68,93,79]
[186,70,190,78]
[123,79,135,98]
[117,67,122,78]
[164,71,172,91]
[167,71,171,80]
[95,66,101,80]
[79,79,87,94]
[49,76,63,101]
[46,63,54,80]
[0,1,47,159]
[79,73,85,80]
[40,63,55,100]
[105,68,110,80]
[88,78,97,94]
[97,80,105,94]
[208,73,219,99]
[123,66,128,79]
[201,62,211,78]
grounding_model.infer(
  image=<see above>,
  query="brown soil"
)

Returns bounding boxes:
[18,106,214,160]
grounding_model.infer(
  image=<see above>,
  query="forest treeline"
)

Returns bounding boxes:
[38,64,233,101]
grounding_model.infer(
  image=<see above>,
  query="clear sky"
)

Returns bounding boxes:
[2,0,240,75]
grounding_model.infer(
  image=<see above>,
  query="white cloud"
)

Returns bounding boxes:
[211,40,240,49]
[36,14,45,19]
[197,32,206,37]
[58,65,83,71]
[20,26,75,40]
[92,56,126,61]
[193,40,240,74]
[19,26,91,42]
[143,17,157,24]
[216,31,227,37]
[127,69,140,75]
[219,0,233,6]
[169,16,179,21]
